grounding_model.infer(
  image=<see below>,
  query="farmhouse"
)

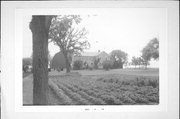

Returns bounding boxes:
[50,51,110,70]
[72,51,110,68]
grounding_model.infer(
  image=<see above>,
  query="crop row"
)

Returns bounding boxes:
[49,75,159,105]
[48,80,73,104]
[55,80,93,105]
[63,83,106,105]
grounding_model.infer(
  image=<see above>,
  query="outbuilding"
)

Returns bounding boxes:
[50,52,66,71]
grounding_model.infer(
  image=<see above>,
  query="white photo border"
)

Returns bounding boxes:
[1,1,179,119]
[15,7,167,112]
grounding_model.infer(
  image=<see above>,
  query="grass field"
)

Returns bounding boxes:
[23,68,159,105]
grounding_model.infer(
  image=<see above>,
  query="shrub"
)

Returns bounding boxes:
[83,61,89,69]
[23,58,32,73]
[137,80,146,87]
[148,79,158,88]
[23,65,29,73]
[102,60,113,70]
[93,58,100,69]
[100,94,118,104]
[88,66,93,70]
[96,77,103,81]
[121,81,131,85]
[135,95,149,103]
[147,95,158,102]
[73,60,83,70]
[111,60,123,69]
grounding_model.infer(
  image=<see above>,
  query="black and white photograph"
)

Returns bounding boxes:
[23,9,161,106]
[1,1,179,119]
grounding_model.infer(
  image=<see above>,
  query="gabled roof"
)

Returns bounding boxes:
[78,51,109,57]
[80,52,101,57]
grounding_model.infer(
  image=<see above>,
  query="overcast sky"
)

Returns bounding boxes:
[23,8,166,67]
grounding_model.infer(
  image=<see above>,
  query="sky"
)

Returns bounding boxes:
[23,8,166,67]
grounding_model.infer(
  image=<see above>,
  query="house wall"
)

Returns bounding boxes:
[96,52,110,68]
[73,56,95,67]
[72,52,110,69]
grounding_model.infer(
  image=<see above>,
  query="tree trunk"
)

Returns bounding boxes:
[145,64,147,69]
[64,52,70,73]
[30,16,52,105]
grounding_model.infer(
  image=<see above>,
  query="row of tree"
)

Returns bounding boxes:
[131,56,149,68]
[96,37,159,70]
[24,37,159,72]
[131,37,159,68]
[93,37,159,70]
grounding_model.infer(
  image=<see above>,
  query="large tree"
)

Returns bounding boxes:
[30,16,53,105]
[49,15,90,73]
[131,56,146,68]
[141,37,159,68]
[142,38,159,61]
[131,56,138,68]
[110,50,128,69]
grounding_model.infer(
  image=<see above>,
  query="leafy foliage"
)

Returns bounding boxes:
[73,60,83,70]
[131,56,148,68]
[23,58,32,66]
[49,15,90,54]
[110,50,128,69]
[142,38,159,61]
[49,15,90,72]
[102,60,113,70]
[131,56,138,67]
[93,57,100,69]
[23,58,32,72]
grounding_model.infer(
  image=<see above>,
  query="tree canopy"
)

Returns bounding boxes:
[23,57,32,66]
[131,56,138,67]
[49,15,90,54]
[131,56,149,68]
[142,37,159,61]
[49,15,90,72]
[110,50,128,69]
